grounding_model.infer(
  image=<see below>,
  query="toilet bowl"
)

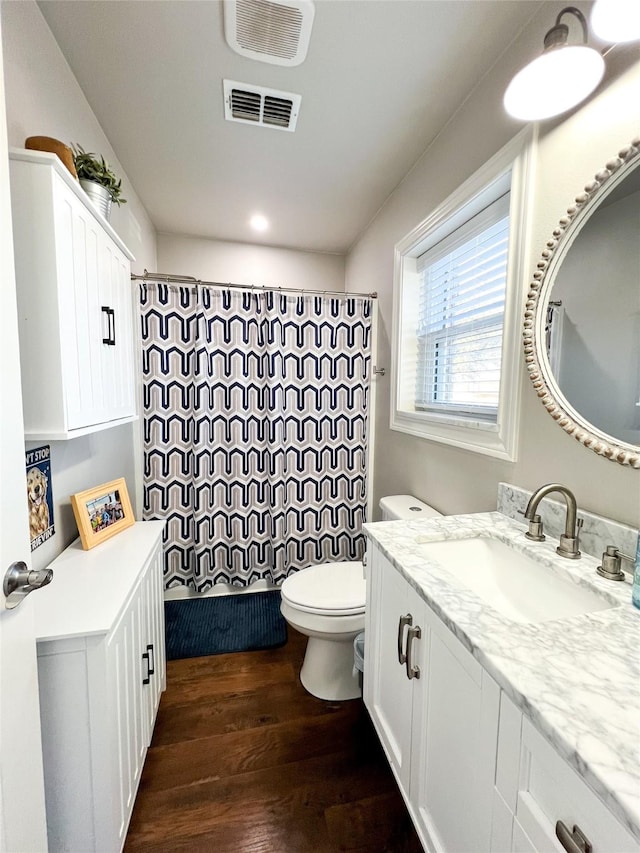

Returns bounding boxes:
[281,561,365,701]
[280,495,442,701]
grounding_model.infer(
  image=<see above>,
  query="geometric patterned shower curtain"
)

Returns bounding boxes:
[139,281,372,592]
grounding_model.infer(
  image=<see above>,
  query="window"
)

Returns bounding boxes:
[391,132,533,460]
[416,193,510,420]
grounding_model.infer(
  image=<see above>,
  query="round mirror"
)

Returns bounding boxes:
[524,137,640,468]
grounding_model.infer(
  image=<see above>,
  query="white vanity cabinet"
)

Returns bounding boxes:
[365,540,640,853]
[364,543,500,853]
[493,692,640,853]
[33,521,166,853]
[9,148,137,440]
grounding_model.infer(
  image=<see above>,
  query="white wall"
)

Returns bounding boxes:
[1,0,158,568]
[158,233,346,293]
[346,0,640,528]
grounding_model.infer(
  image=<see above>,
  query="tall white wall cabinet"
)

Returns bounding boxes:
[33,521,166,853]
[364,542,640,853]
[9,148,137,440]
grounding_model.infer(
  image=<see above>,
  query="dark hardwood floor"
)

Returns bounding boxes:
[125,628,423,852]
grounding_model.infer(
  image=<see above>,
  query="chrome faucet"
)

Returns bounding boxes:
[524,483,582,560]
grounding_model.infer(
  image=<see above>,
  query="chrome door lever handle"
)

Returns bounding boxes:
[3,561,53,610]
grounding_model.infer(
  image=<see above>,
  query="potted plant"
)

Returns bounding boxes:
[70,144,127,221]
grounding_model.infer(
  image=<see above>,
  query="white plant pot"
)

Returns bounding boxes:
[79,179,112,221]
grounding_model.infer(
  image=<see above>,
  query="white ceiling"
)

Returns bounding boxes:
[39,0,542,254]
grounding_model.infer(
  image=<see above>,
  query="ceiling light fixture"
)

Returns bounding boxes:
[591,0,640,43]
[250,214,269,232]
[504,6,605,121]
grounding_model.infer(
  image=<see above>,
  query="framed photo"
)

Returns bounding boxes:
[71,477,134,550]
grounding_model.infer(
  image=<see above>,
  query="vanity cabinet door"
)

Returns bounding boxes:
[512,719,640,853]
[412,612,500,853]
[512,817,538,853]
[364,544,427,795]
[490,691,640,853]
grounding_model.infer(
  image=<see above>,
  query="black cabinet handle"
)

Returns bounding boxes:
[147,643,155,676]
[142,651,150,685]
[101,306,116,345]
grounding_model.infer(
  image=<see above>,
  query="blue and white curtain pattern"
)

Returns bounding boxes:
[139,282,372,591]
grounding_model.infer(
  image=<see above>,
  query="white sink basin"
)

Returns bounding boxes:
[416,537,615,624]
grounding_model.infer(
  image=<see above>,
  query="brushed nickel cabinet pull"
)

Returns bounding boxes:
[405,625,421,680]
[397,614,412,664]
[142,651,150,686]
[556,821,592,853]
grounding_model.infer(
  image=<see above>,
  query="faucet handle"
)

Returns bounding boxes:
[524,513,545,542]
[597,544,633,581]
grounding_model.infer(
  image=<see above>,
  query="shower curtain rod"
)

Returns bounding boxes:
[131,270,377,299]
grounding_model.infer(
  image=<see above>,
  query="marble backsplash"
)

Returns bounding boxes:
[497,482,638,565]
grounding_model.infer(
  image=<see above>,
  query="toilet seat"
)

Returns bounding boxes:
[281,561,365,616]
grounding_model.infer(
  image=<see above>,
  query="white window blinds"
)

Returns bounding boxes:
[415,192,510,420]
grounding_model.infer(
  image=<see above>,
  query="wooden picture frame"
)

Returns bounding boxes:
[70,477,134,550]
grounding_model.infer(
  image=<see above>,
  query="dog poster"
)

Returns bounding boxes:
[26,445,55,551]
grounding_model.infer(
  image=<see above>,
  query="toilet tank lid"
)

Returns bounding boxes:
[379,494,442,520]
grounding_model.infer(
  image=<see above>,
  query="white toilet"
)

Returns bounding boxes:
[280,494,442,701]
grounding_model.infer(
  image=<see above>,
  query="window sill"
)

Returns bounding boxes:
[391,409,516,461]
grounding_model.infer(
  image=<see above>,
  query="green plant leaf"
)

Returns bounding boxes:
[70,143,127,205]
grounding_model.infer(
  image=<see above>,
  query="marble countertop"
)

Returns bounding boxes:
[363,512,640,840]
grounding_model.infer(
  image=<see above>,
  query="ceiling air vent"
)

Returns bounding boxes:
[223,80,301,132]
[223,0,315,67]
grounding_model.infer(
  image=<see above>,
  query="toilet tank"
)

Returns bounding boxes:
[379,494,442,521]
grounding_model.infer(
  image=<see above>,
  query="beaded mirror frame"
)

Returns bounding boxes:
[523,136,640,469]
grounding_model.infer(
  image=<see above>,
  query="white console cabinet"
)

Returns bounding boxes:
[365,542,640,853]
[33,521,166,853]
[9,148,137,440]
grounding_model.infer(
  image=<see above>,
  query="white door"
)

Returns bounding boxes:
[0,16,49,852]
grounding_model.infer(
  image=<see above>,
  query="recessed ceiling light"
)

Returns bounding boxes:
[250,214,269,232]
